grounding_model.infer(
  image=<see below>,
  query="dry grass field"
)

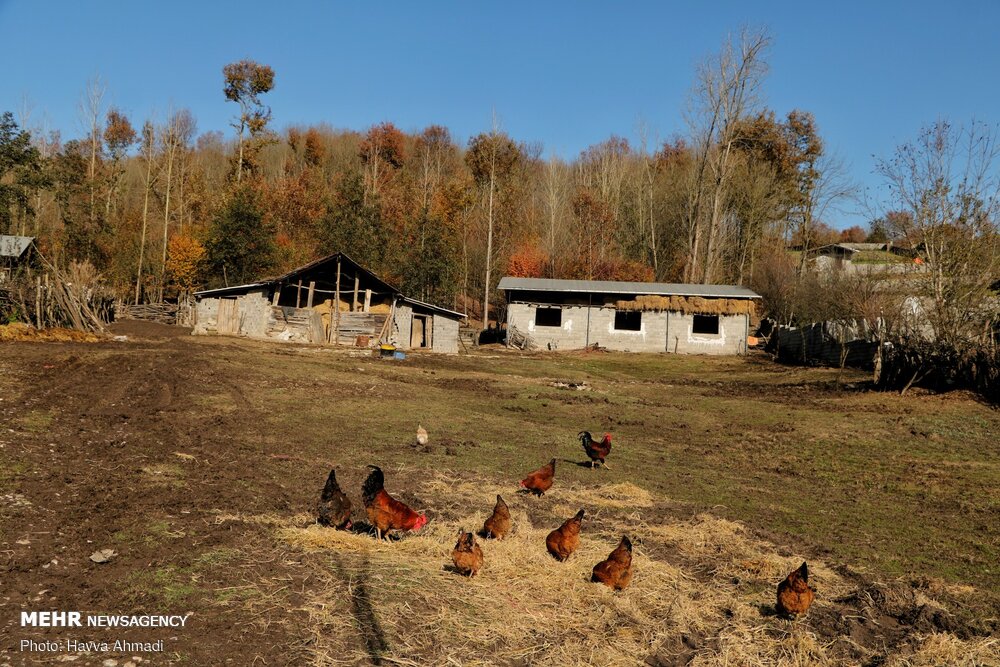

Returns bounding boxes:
[1,321,998,666]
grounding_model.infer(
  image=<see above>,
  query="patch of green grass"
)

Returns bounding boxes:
[0,454,30,492]
[122,566,198,606]
[120,548,241,608]
[16,409,54,432]
[193,547,240,568]
[140,463,187,488]
[114,518,187,546]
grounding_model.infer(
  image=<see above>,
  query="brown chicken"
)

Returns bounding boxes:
[520,458,556,495]
[451,529,484,577]
[591,536,633,590]
[482,494,512,540]
[579,431,613,468]
[776,562,816,618]
[316,468,353,530]
[362,465,428,540]
[546,509,585,561]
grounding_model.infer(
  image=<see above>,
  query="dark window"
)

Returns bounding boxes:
[535,307,562,327]
[692,314,720,335]
[613,310,642,331]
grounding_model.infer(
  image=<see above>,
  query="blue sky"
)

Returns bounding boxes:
[2,1,998,228]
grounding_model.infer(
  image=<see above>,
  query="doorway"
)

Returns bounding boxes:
[410,314,431,348]
[217,298,239,335]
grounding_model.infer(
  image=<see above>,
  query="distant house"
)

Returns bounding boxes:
[499,276,760,354]
[0,235,36,280]
[192,252,465,352]
[802,242,921,273]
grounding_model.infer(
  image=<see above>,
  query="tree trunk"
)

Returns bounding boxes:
[482,162,495,330]
[135,155,153,305]
[159,139,176,302]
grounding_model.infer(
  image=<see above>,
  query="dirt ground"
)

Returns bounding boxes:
[1,323,998,666]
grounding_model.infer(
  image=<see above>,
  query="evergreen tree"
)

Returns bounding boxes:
[205,185,275,286]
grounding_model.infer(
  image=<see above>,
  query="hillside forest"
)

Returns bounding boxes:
[1,29,998,350]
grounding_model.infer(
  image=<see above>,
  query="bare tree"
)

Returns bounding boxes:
[466,112,522,329]
[135,121,157,304]
[876,120,1000,350]
[78,76,106,225]
[683,28,770,284]
[542,155,569,276]
[158,109,196,300]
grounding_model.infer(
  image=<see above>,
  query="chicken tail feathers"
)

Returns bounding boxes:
[320,469,339,502]
[797,561,809,583]
[362,466,384,507]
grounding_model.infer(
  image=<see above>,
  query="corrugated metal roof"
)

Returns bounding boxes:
[0,235,34,258]
[399,296,466,319]
[498,277,761,299]
[193,281,270,298]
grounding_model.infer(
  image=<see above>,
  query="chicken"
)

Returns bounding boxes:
[546,509,584,561]
[591,536,633,590]
[481,494,512,540]
[361,465,428,540]
[416,423,428,446]
[520,458,556,496]
[316,468,353,530]
[451,529,484,577]
[776,562,816,618]
[579,431,612,468]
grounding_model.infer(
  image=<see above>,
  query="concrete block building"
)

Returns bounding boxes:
[499,277,760,355]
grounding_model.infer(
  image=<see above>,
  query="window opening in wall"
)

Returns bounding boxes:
[692,314,720,335]
[613,310,642,331]
[535,307,562,327]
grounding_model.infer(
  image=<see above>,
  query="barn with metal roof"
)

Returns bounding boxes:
[498,276,760,354]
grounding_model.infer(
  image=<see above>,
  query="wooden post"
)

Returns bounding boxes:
[306,281,316,308]
[35,276,41,329]
[352,275,360,312]
[332,257,342,344]
[364,289,371,313]
[271,284,281,306]
[295,279,302,308]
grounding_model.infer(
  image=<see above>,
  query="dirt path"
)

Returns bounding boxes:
[1,330,315,665]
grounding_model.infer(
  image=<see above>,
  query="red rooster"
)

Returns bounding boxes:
[362,466,428,540]
[579,431,612,468]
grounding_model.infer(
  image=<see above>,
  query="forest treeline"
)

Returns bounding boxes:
[0,31,863,319]
[2,29,998,346]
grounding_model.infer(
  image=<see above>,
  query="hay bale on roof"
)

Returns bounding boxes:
[613,294,755,316]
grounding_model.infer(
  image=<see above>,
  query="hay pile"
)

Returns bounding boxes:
[615,295,756,317]
[245,472,998,666]
[0,322,102,343]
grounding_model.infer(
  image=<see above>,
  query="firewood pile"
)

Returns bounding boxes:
[1,266,111,333]
[507,324,534,350]
[115,302,178,324]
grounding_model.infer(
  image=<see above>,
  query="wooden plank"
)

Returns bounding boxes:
[295,279,302,309]
[306,281,316,308]
[364,288,372,312]
[332,257,342,344]
[352,275,359,311]
[271,285,281,306]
